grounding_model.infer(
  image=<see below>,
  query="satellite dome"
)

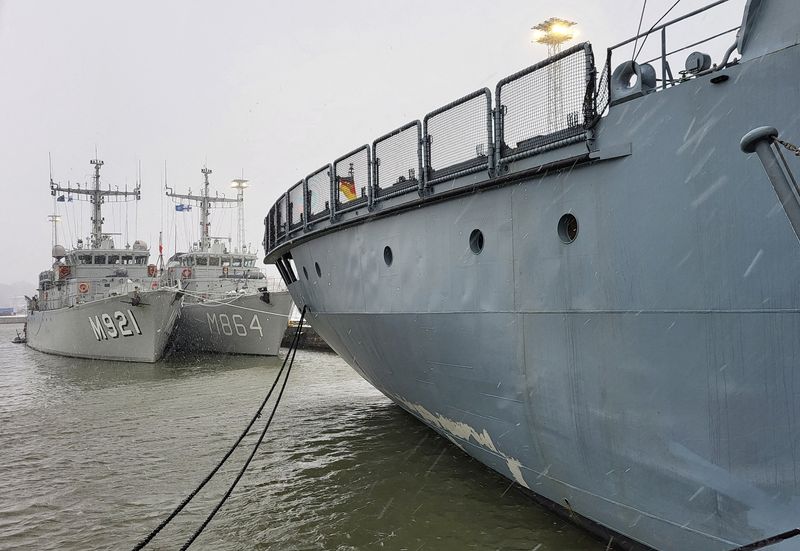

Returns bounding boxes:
[132,240,148,251]
[52,244,66,259]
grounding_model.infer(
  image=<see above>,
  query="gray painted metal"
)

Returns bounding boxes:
[26,289,180,363]
[263,2,800,549]
[170,291,292,356]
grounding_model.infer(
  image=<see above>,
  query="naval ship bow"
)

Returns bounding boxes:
[261,1,800,550]
[26,159,181,363]
[163,167,292,356]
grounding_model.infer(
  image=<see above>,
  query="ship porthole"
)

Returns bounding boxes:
[315,262,322,277]
[469,229,484,255]
[558,213,579,244]
[383,246,393,267]
[303,266,308,280]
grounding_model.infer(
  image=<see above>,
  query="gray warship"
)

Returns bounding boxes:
[164,167,292,356]
[27,159,181,363]
[262,1,800,549]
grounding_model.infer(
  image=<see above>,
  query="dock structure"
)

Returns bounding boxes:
[281,322,332,352]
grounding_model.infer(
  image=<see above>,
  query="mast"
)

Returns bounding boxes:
[50,158,140,249]
[165,166,239,253]
[230,175,249,253]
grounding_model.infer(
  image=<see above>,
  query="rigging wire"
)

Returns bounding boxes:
[631,0,648,61]
[634,0,682,62]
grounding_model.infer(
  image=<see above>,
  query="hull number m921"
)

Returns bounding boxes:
[207,313,263,337]
[89,309,142,341]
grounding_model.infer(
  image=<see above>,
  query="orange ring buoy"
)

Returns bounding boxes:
[181,268,192,278]
[147,264,157,277]
[78,282,89,294]
[151,281,158,290]
[58,265,70,278]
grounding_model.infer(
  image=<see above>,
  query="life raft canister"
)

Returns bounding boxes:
[78,281,90,294]
[147,264,157,277]
[151,281,158,290]
[58,265,71,279]
[181,267,192,278]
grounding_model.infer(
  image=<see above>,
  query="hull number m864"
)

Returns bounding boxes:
[89,309,142,341]
[207,313,263,337]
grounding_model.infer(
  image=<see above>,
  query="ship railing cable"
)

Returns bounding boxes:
[130,305,306,551]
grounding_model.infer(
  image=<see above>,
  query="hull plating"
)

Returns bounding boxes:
[26,289,181,363]
[170,292,292,356]
[276,38,800,551]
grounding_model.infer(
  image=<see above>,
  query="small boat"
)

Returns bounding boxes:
[12,329,26,344]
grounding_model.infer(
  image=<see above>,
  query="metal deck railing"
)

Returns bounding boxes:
[263,0,740,261]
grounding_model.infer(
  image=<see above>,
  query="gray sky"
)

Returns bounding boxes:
[0,0,745,286]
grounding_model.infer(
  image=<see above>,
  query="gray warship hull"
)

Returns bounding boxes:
[26,289,181,363]
[264,3,800,549]
[170,291,292,356]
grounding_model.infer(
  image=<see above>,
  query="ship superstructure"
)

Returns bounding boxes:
[26,159,181,363]
[164,167,291,356]
[261,1,800,549]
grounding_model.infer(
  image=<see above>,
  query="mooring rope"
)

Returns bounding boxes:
[131,305,307,550]
[176,288,292,317]
[180,307,305,549]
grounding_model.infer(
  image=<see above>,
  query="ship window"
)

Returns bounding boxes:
[303,266,309,280]
[108,255,120,264]
[245,259,255,267]
[134,256,147,265]
[469,229,484,255]
[78,254,93,265]
[209,257,220,266]
[315,262,322,277]
[121,255,133,265]
[196,256,208,266]
[558,213,579,244]
[383,246,393,267]
[232,258,242,267]
[95,255,107,264]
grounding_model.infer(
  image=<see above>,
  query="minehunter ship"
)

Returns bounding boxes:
[263,1,800,549]
[164,167,292,356]
[27,159,181,363]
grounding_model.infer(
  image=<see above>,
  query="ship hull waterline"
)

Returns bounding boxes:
[169,291,292,356]
[26,289,181,363]
[271,44,800,551]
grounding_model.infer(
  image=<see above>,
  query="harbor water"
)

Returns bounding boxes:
[0,325,602,550]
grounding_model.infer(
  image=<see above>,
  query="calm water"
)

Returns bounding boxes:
[0,324,603,550]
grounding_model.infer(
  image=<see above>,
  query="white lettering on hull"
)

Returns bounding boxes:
[206,313,265,338]
[89,309,142,341]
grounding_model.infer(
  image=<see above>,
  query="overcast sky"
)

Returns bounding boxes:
[0,0,746,287]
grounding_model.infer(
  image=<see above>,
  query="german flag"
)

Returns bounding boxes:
[339,176,357,201]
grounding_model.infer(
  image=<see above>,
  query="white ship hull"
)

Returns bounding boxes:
[170,291,292,356]
[26,289,181,363]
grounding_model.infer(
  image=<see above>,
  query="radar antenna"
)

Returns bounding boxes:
[50,158,141,249]
[165,166,239,252]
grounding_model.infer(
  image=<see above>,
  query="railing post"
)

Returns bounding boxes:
[661,27,667,90]
[302,177,310,232]
[741,126,800,242]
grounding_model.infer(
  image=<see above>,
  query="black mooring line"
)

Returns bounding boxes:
[130,306,306,551]
[729,528,800,551]
[180,307,306,550]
